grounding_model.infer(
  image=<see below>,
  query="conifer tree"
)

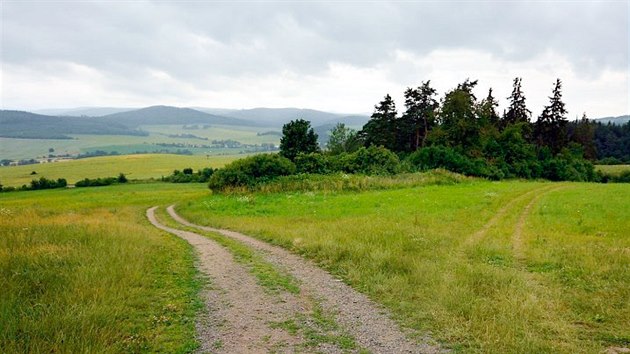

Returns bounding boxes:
[502,77,531,127]
[361,94,398,150]
[439,79,481,153]
[535,78,568,154]
[399,81,439,152]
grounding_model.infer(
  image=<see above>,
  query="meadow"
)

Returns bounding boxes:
[0,183,209,353]
[0,124,278,161]
[176,180,630,353]
[0,154,237,187]
[596,164,630,176]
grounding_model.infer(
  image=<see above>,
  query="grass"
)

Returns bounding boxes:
[0,153,238,187]
[595,164,630,176]
[177,179,630,353]
[0,183,210,353]
[0,124,278,161]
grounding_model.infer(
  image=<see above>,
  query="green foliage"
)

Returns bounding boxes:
[76,177,118,187]
[208,154,296,190]
[163,167,214,183]
[279,119,320,161]
[340,146,401,175]
[326,123,361,155]
[75,173,129,187]
[28,177,67,190]
[361,94,398,150]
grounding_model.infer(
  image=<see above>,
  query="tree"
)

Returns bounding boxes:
[360,94,398,151]
[326,123,360,154]
[279,119,320,161]
[502,77,531,127]
[439,79,481,154]
[568,113,597,160]
[399,81,439,152]
[535,79,569,154]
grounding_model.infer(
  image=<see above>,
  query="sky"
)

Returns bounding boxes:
[1,1,628,118]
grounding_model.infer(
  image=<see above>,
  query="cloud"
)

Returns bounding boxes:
[1,1,628,116]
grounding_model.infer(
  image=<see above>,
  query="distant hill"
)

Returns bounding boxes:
[34,107,135,117]
[0,110,147,139]
[195,107,369,127]
[99,106,261,127]
[593,115,630,125]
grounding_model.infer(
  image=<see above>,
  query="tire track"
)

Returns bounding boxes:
[147,207,305,353]
[511,185,568,263]
[166,205,443,354]
[460,184,559,250]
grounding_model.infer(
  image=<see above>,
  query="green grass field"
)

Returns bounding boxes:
[596,164,630,176]
[2,176,628,353]
[0,183,210,353]
[0,154,238,187]
[0,124,279,161]
[176,180,630,353]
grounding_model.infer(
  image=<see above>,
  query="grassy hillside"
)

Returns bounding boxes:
[177,180,630,353]
[0,183,209,353]
[0,154,238,187]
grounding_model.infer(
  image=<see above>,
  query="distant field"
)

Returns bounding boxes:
[0,183,209,353]
[596,164,630,176]
[0,124,279,160]
[0,154,238,187]
[178,181,630,353]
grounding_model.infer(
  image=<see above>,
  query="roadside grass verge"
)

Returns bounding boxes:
[0,184,208,353]
[177,180,630,353]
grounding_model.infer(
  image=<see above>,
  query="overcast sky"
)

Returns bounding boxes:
[1,1,628,118]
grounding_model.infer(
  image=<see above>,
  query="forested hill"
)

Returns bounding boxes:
[0,110,148,139]
[197,107,370,127]
[99,106,261,127]
[594,115,630,125]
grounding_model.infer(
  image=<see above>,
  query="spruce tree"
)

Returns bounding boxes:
[361,94,398,151]
[502,77,531,127]
[535,78,568,154]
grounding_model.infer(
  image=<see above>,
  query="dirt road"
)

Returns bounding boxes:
[147,206,442,353]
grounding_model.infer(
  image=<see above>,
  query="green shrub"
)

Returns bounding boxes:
[208,154,296,191]
[28,177,67,190]
[340,146,401,175]
[163,168,214,183]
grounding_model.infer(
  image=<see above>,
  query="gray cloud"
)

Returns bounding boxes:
[2,1,628,114]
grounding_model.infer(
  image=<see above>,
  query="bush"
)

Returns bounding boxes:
[28,177,67,190]
[163,168,214,183]
[208,154,296,190]
[75,173,129,187]
[339,146,401,175]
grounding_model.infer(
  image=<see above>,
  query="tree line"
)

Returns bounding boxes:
[263,77,630,184]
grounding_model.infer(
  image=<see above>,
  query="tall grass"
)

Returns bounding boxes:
[177,180,630,353]
[219,169,469,194]
[0,184,208,353]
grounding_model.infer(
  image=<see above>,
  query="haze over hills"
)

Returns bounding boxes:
[0,110,147,139]
[99,106,261,127]
[34,107,136,117]
[593,115,630,125]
